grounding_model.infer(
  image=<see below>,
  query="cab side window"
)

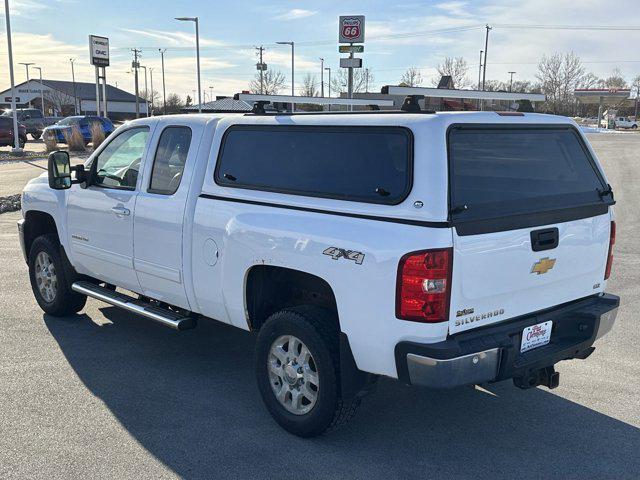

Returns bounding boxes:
[148,126,192,195]
[94,127,150,189]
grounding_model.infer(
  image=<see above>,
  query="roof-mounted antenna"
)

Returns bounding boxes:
[401,95,423,113]
[251,101,270,114]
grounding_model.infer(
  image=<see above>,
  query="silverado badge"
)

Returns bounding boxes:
[531,257,556,275]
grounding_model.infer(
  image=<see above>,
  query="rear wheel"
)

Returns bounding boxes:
[18,136,26,148]
[255,306,360,437]
[28,234,86,316]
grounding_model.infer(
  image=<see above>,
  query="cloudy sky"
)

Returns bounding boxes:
[1,0,639,101]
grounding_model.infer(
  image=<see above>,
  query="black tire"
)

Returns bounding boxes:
[31,132,42,140]
[632,124,638,130]
[255,306,360,437]
[28,234,86,316]
[19,136,27,148]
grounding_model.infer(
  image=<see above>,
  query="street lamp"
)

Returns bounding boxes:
[324,67,331,98]
[33,66,44,116]
[140,65,149,116]
[158,49,168,115]
[175,16,202,113]
[19,62,34,107]
[149,67,154,116]
[4,0,22,154]
[276,41,294,111]
[70,58,79,114]
[319,58,324,97]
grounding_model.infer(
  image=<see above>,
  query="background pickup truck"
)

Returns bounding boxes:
[1,108,60,139]
[18,109,619,437]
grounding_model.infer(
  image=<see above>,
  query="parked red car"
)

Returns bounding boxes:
[0,116,27,148]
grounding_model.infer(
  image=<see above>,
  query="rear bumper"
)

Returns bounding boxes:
[395,293,620,389]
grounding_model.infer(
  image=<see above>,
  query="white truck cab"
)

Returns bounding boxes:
[18,104,619,437]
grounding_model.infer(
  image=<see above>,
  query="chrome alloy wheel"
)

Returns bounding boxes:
[34,251,57,303]
[268,335,320,415]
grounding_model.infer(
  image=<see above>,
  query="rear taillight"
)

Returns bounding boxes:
[396,248,452,322]
[605,221,616,280]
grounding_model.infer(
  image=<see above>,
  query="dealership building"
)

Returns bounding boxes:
[0,79,148,120]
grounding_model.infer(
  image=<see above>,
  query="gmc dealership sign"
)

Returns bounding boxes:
[89,35,110,67]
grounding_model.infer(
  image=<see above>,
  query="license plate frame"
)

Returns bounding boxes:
[520,321,553,353]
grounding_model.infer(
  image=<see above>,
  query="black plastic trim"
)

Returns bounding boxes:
[199,193,450,228]
[446,124,614,236]
[395,293,620,384]
[213,124,414,206]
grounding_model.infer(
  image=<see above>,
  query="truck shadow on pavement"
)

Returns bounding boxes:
[44,307,640,480]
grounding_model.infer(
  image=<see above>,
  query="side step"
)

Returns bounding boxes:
[72,281,196,331]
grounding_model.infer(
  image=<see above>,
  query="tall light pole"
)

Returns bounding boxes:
[508,71,516,92]
[4,0,22,153]
[277,41,295,111]
[33,66,44,115]
[477,50,483,90]
[159,48,167,115]
[140,65,148,116]
[209,85,214,102]
[175,16,202,113]
[19,62,34,107]
[319,57,325,97]
[325,67,331,98]
[149,67,154,116]
[70,58,78,114]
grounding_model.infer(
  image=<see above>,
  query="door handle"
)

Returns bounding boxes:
[111,206,130,217]
[530,227,559,252]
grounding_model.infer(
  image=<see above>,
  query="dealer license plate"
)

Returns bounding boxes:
[520,321,553,353]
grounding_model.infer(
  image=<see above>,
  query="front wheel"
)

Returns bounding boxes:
[18,136,26,148]
[31,132,42,140]
[28,234,86,316]
[255,306,360,437]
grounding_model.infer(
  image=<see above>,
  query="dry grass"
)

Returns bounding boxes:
[90,122,105,150]
[43,136,57,152]
[63,126,85,152]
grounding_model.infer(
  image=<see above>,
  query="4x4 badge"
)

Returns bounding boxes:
[323,247,365,265]
[531,257,556,275]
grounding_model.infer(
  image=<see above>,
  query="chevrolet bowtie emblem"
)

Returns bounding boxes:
[531,257,556,275]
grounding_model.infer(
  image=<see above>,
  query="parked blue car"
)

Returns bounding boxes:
[43,115,114,144]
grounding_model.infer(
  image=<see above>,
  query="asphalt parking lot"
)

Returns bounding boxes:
[0,133,639,479]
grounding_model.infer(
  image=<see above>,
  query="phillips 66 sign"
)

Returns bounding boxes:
[339,15,365,44]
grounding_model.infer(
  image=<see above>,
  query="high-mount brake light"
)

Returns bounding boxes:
[396,248,453,323]
[605,221,616,280]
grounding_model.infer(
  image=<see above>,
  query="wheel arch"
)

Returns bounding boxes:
[244,265,339,332]
[23,210,61,256]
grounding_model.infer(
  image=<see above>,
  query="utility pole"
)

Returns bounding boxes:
[319,58,324,97]
[33,66,44,115]
[508,71,516,92]
[159,49,167,115]
[132,48,141,118]
[70,58,78,114]
[364,68,370,92]
[276,41,294,111]
[477,50,483,90]
[481,24,491,92]
[5,0,22,153]
[255,45,265,94]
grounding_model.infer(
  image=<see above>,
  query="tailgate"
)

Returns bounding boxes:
[446,124,614,334]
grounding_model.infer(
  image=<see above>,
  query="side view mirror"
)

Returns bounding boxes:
[48,151,72,189]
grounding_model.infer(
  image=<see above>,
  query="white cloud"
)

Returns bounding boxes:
[121,28,226,48]
[435,1,472,17]
[275,9,317,21]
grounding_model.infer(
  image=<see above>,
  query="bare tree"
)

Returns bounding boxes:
[537,52,585,115]
[44,88,75,116]
[432,57,471,89]
[400,67,424,87]
[300,74,319,97]
[165,93,184,114]
[604,68,627,89]
[330,68,373,95]
[250,70,286,95]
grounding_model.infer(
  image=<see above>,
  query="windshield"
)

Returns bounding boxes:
[1,110,13,117]
[57,117,80,126]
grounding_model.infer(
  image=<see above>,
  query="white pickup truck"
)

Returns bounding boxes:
[18,105,619,437]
